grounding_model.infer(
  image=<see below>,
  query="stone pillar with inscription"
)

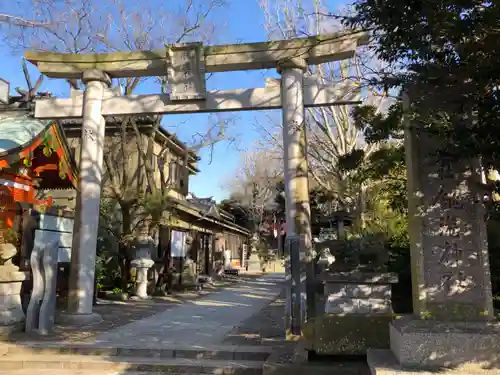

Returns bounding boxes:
[278,58,314,337]
[60,70,111,325]
[368,90,500,372]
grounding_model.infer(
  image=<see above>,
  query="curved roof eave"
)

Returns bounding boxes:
[0,111,79,188]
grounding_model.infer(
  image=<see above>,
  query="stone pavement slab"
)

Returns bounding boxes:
[92,273,285,347]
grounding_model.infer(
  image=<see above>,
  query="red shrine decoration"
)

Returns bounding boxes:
[0,114,77,233]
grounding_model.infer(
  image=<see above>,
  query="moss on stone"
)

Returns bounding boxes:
[422,302,493,321]
[204,31,366,55]
[303,314,392,355]
[302,320,315,350]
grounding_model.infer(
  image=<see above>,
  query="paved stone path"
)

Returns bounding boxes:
[92,273,285,347]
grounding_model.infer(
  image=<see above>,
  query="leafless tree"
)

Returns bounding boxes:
[2,0,227,289]
[1,0,221,52]
[225,146,282,236]
[0,1,60,29]
[257,0,394,220]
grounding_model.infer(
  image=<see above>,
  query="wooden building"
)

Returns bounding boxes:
[55,116,250,288]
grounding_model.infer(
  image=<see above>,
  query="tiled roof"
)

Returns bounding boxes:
[0,111,50,154]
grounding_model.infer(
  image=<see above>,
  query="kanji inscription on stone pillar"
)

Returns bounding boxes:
[404,91,494,320]
[167,43,206,101]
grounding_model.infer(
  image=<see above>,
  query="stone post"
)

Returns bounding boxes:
[368,90,500,371]
[278,58,314,336]
[38,230,60,335]
[63,69,110,324]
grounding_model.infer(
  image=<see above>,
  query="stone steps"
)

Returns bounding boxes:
[0,342,271,375]
[0,371,168,375]
[0,354,263,374]
[0,341,272,361]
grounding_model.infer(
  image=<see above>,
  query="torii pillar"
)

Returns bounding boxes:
[60,69,110,324]
[278,58,314,336]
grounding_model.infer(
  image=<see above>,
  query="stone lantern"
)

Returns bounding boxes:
[327,210,352,240]
[131,225,154,299]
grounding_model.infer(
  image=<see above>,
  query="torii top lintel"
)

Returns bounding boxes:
[24,31,369,79]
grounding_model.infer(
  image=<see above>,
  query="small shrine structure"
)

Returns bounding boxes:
[0,112,78,243]
[0,82,78,334]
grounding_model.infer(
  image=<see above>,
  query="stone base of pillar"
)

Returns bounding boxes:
[0,268,27,335]
[55,311,102,326]
[367,348,500,375]
[367,316,500,374]
[0,322,24,337]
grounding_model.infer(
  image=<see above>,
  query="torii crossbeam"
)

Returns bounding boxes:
[26,31,369,335]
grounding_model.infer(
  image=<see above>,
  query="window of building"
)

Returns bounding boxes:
[169,161,178,186]
[168,160,189,195]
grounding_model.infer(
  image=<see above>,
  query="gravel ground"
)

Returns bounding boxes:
[222,289,303,365]
[222,290,286,346]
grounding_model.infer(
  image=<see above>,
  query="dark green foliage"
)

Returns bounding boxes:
[337,149,366,172]
[341,0,500,308]
[306,314,392,355]
[95,198,128,292]
[351,103,404,143]
[344,0,500,170]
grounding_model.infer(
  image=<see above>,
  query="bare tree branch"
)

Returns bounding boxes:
[224,146,282,235]
[5,0,228,245]
[257,0,396,216]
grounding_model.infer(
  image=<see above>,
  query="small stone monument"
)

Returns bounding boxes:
[246,234,262,272]
[303,213,398,355]
[0,242,27,334]
[317,271,398,355]
[247,252,261,272]
[304,232,398,355]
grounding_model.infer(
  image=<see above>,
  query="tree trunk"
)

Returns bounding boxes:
[120,204,133,293]
[359,184,367,230]
[155,226,172,295]
[118,244,131,292]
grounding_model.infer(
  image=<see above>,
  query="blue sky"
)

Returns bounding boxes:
[0,0,283,202]
[1,0,349,201]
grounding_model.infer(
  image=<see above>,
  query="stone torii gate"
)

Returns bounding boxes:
[26,31,368,329]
